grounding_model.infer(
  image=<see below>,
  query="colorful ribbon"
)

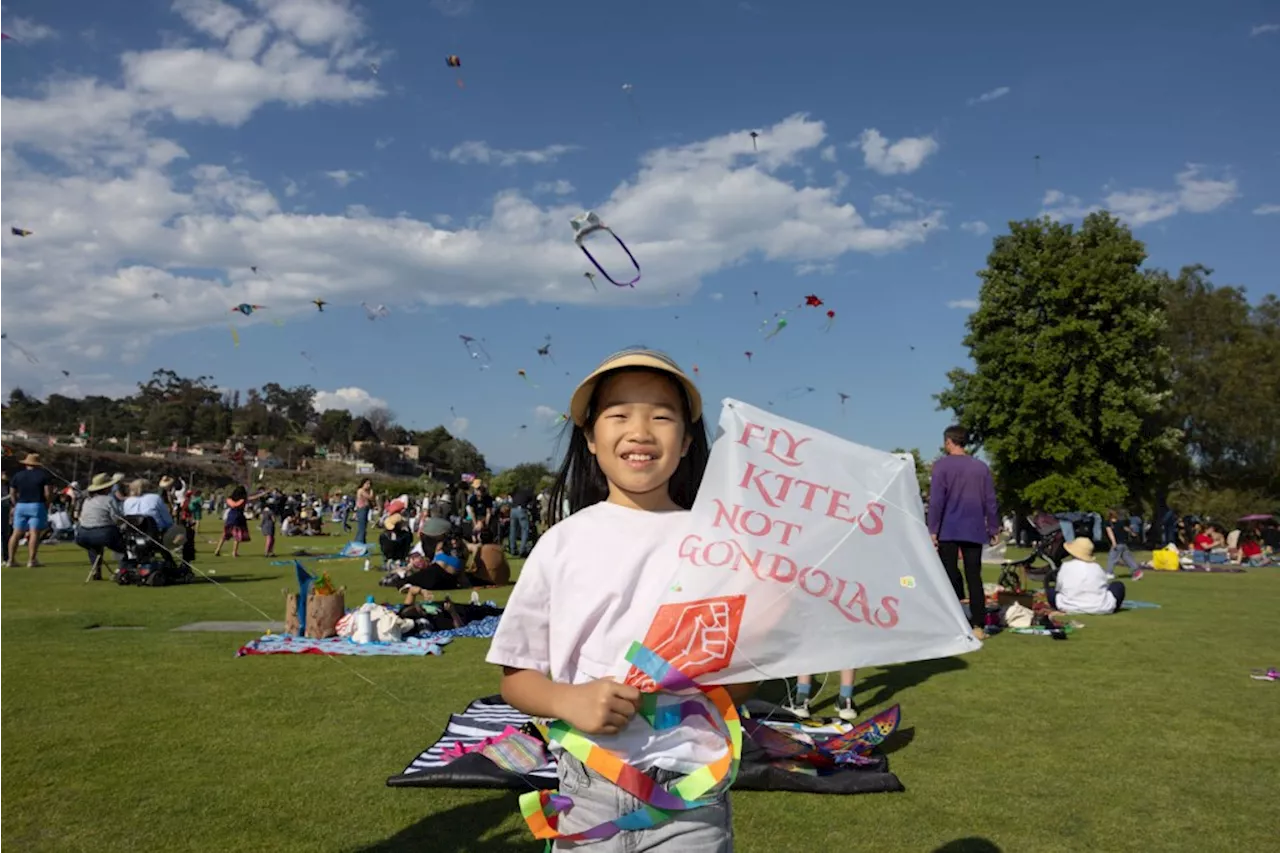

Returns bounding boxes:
[517,641,742,842]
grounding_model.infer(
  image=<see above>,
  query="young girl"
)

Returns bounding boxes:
[486,348,743,851]
[260,507,276,558]
[213,485,261,558]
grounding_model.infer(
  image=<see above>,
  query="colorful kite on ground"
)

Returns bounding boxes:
[570,210,641,288]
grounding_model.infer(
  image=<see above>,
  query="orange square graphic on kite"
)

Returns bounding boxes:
[624,595,746,691]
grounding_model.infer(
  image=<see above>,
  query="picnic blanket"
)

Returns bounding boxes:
[387,696,905,796]
[1121,600,1161,610]
[236,634,450,657]
[414,615,502,642]
[1139,562,1247,574]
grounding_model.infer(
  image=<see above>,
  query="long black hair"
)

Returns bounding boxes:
[547,366,710,525]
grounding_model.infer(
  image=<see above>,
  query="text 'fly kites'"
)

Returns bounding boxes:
[570,211,641,288]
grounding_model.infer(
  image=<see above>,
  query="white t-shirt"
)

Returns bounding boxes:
[1054,558,1117,614]
[486,501,728,774]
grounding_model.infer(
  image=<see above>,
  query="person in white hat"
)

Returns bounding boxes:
[1048,537,1127,614]
[74,473,128,579]
[7,452,54,568]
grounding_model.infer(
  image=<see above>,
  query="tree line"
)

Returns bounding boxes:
[938,212,1279,522]
[2,370,489,479]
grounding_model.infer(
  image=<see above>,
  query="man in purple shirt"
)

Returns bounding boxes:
[927,426,1000,639]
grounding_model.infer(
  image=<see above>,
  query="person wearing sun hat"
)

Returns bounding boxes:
[7,452,54,568]
[379,512,413,568]
[1048,536,1127,614]
[74,472,128,579]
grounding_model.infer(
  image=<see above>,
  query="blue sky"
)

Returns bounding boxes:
[2,0,1277,469]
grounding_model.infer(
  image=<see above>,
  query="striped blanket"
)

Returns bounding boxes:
[236,634,450,657]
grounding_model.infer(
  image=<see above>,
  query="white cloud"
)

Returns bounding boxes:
[2,102,946,395]
[323,169,363,187]
[947,299,979,310]
[967,86,1010,105]
[431,141,579,167]
[856,129,939,176]
[709,292,725,301]
[794,262,835,276]
[450,416,470,435]
[870,189,923,216]
[1254,203,1280,215]
[533,179,576,196]
[1250,23,1279,36]
[374,136,394,150]
[960,220,990,235]
[313,387,387,414]
[533,405,561,426]
[1041,165,1238,227]
[3,15,57,42]
[820,145,837,163]
[283,178,300,197]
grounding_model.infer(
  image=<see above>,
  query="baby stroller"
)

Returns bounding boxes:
[999,512,1069,591]
[115,515,195,587]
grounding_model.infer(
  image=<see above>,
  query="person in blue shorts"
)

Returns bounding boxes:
[7,453,54,568]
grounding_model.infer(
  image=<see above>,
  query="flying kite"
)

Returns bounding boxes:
[459,334,491,366]
[361,302,389,320]
[300,351,318,373]
[583,271,598,291]
[368,61,380,75]
[10,227,32,237]
[744,351,753,363]
[231,304,266,316]
[763,317,788,339]
[60,370,71,378]
[536,335,554,364]
[804,294,824,307]
[838,392,850,414]
[313,298,327,312]
[446,55,464,88]
[782,386,816,401]
[824,309,836,331]
[2,333,38,363]
[151,292,169,303]
[621,83,642,126]
[1,33,11,40]
[749,131,759,152]
[516,369,539,387]
[570,210,641,288]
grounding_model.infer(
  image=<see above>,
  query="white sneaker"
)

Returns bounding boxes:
[783,697,811,719]
[1105,573,1116,581]
[836,696,859,721]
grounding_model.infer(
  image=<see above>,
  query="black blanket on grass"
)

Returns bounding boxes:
[386,695,903,796]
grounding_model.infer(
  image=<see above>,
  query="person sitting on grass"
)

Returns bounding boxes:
[379,513,413,568]
[463,526,510,586]
[1048,538,1126,615]
[398,549,474,595]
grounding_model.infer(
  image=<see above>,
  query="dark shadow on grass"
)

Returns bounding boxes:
[192,574,282,585]
[350,791,539,853]
[933,838,1002,853]
[859,656,969,708]
[878,726,915,755]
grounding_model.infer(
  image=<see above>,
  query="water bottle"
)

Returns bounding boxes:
[362,558,371,572]
[353,608,373,644]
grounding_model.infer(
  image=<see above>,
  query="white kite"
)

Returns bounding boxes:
[620,398,981,689]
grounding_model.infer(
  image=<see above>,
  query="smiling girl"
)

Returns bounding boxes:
[486,348,739,851]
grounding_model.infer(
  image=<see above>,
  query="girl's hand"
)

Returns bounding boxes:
[559,678,641,735]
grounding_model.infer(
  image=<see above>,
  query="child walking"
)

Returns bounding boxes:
[487,348,743,851]
[260,507,276,558]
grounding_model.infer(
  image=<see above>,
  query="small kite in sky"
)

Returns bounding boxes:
[803,294,824,307]
[517,369,539,388]
[744,351,753,363]
[824,309,836,331]
[763,317,788,339]
[750,131,759,152]
[10,227,32,237]
[151,292,169,303]
[692,364,700,376]
[60,369,71,378]
[621,83,642,126]
[231,303,266,316]
[446,55,464,88]
[838,391,850,414]
[368,61,380,75]
[536,335,554,364]
[783,386,816,401]
[459,334,491,366]
[300,351,318,373]
[361,302,389,320]
[583,271,597,291]
[313,298,327,312]
[2,333,38,363]
[570,210,641,288]
[752,290,760,304]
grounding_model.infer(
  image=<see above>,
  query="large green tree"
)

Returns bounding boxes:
[936,213,1179,512]
[1155,264,1280,498]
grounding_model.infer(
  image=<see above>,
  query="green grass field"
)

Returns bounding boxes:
[3,536,1277,853]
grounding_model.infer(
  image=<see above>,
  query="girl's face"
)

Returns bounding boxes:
[586,371,691,511]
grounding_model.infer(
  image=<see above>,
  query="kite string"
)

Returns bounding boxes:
[28,456,552,793]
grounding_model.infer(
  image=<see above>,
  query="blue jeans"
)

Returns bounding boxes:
[75,525,126,566]
[509,506,530,556]
[1107,544,1140,575]
[354,507,369,544]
